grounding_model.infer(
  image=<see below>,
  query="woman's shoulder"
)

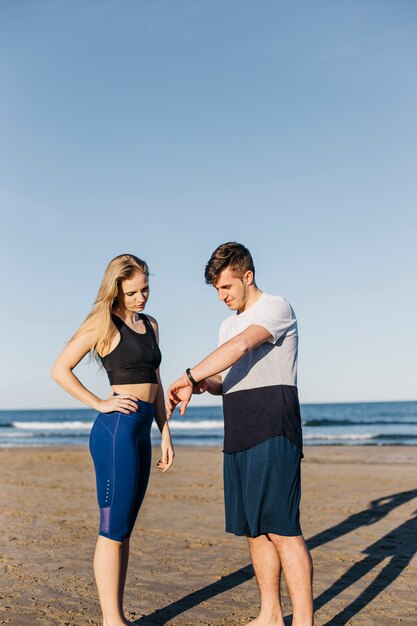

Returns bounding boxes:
[142,313,159,341]
[143,313,158,326]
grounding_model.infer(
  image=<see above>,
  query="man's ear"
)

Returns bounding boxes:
[244,270,254,286]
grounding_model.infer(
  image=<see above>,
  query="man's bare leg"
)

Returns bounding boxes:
[268,534,313,626]
[246,534,285,626]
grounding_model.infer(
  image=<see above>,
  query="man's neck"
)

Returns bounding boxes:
[238,286,263,314]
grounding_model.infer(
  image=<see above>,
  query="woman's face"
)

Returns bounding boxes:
[117,272,150,313]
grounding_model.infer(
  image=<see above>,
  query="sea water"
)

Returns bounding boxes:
[0,401,416,448]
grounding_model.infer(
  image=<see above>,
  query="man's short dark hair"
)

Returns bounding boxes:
[205,242,255,285]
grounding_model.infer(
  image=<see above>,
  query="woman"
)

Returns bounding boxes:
[52,253,174,626]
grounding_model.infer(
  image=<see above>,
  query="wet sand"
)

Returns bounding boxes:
[1,445,416,625]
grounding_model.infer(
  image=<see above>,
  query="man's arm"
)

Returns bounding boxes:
[166,324,272,417]
[204,374,223,396]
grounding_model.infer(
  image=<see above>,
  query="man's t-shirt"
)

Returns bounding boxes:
[218,292,303,454]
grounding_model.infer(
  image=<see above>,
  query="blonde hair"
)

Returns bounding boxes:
[74,254,149,359]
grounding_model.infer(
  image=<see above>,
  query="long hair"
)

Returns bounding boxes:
[74,254,149,359]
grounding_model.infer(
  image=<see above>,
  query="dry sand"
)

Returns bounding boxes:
[0,445,416,625]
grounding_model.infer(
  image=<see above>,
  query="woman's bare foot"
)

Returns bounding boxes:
[103,617,134,626]
[245,613,285,626]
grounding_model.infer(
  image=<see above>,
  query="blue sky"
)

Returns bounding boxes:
[0,1,416,409]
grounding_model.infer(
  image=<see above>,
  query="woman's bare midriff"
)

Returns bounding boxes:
[111,382,158,404]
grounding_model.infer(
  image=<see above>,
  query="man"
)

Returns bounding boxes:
[166,242,313,626]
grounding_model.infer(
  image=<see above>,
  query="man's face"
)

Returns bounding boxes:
[213,267,252,311]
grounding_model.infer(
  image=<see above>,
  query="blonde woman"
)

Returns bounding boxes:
[52,254,174,626]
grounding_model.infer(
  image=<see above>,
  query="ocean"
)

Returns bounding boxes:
[0,401,416,448]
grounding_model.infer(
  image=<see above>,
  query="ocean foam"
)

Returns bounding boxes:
[164,420,224,430]
[13,421,93,430]
[304,433,375,441]
[12,419,224,431]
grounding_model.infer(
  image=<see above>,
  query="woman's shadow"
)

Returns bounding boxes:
[133,488,417,625]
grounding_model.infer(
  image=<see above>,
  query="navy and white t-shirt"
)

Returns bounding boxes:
[218,292,303,454]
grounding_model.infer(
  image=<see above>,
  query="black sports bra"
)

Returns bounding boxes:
[100,313,162,385]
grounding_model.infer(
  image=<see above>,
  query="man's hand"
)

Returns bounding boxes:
[166,374,193,418]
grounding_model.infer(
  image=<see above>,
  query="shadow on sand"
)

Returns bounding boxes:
[134,488,417,625]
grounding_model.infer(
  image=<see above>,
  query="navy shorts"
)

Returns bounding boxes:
[224,435,302,538]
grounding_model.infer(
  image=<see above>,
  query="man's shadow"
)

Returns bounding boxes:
[313,511,417,625]
[133,488,417,625]
[307,488,417,550]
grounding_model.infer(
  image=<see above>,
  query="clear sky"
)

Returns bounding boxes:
[0,1,416,409]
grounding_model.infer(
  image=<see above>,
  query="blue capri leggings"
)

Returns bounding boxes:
[89,399,153,542]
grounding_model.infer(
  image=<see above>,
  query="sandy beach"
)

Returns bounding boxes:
[1,445,416,625]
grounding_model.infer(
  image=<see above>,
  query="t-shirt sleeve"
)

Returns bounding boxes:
[251,297,296,343]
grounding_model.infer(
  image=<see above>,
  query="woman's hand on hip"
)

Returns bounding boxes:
[96,393,139,414]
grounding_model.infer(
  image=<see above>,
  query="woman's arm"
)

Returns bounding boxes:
[51,331,139,414]
[153,370,170,432]
[149,318,175,472]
